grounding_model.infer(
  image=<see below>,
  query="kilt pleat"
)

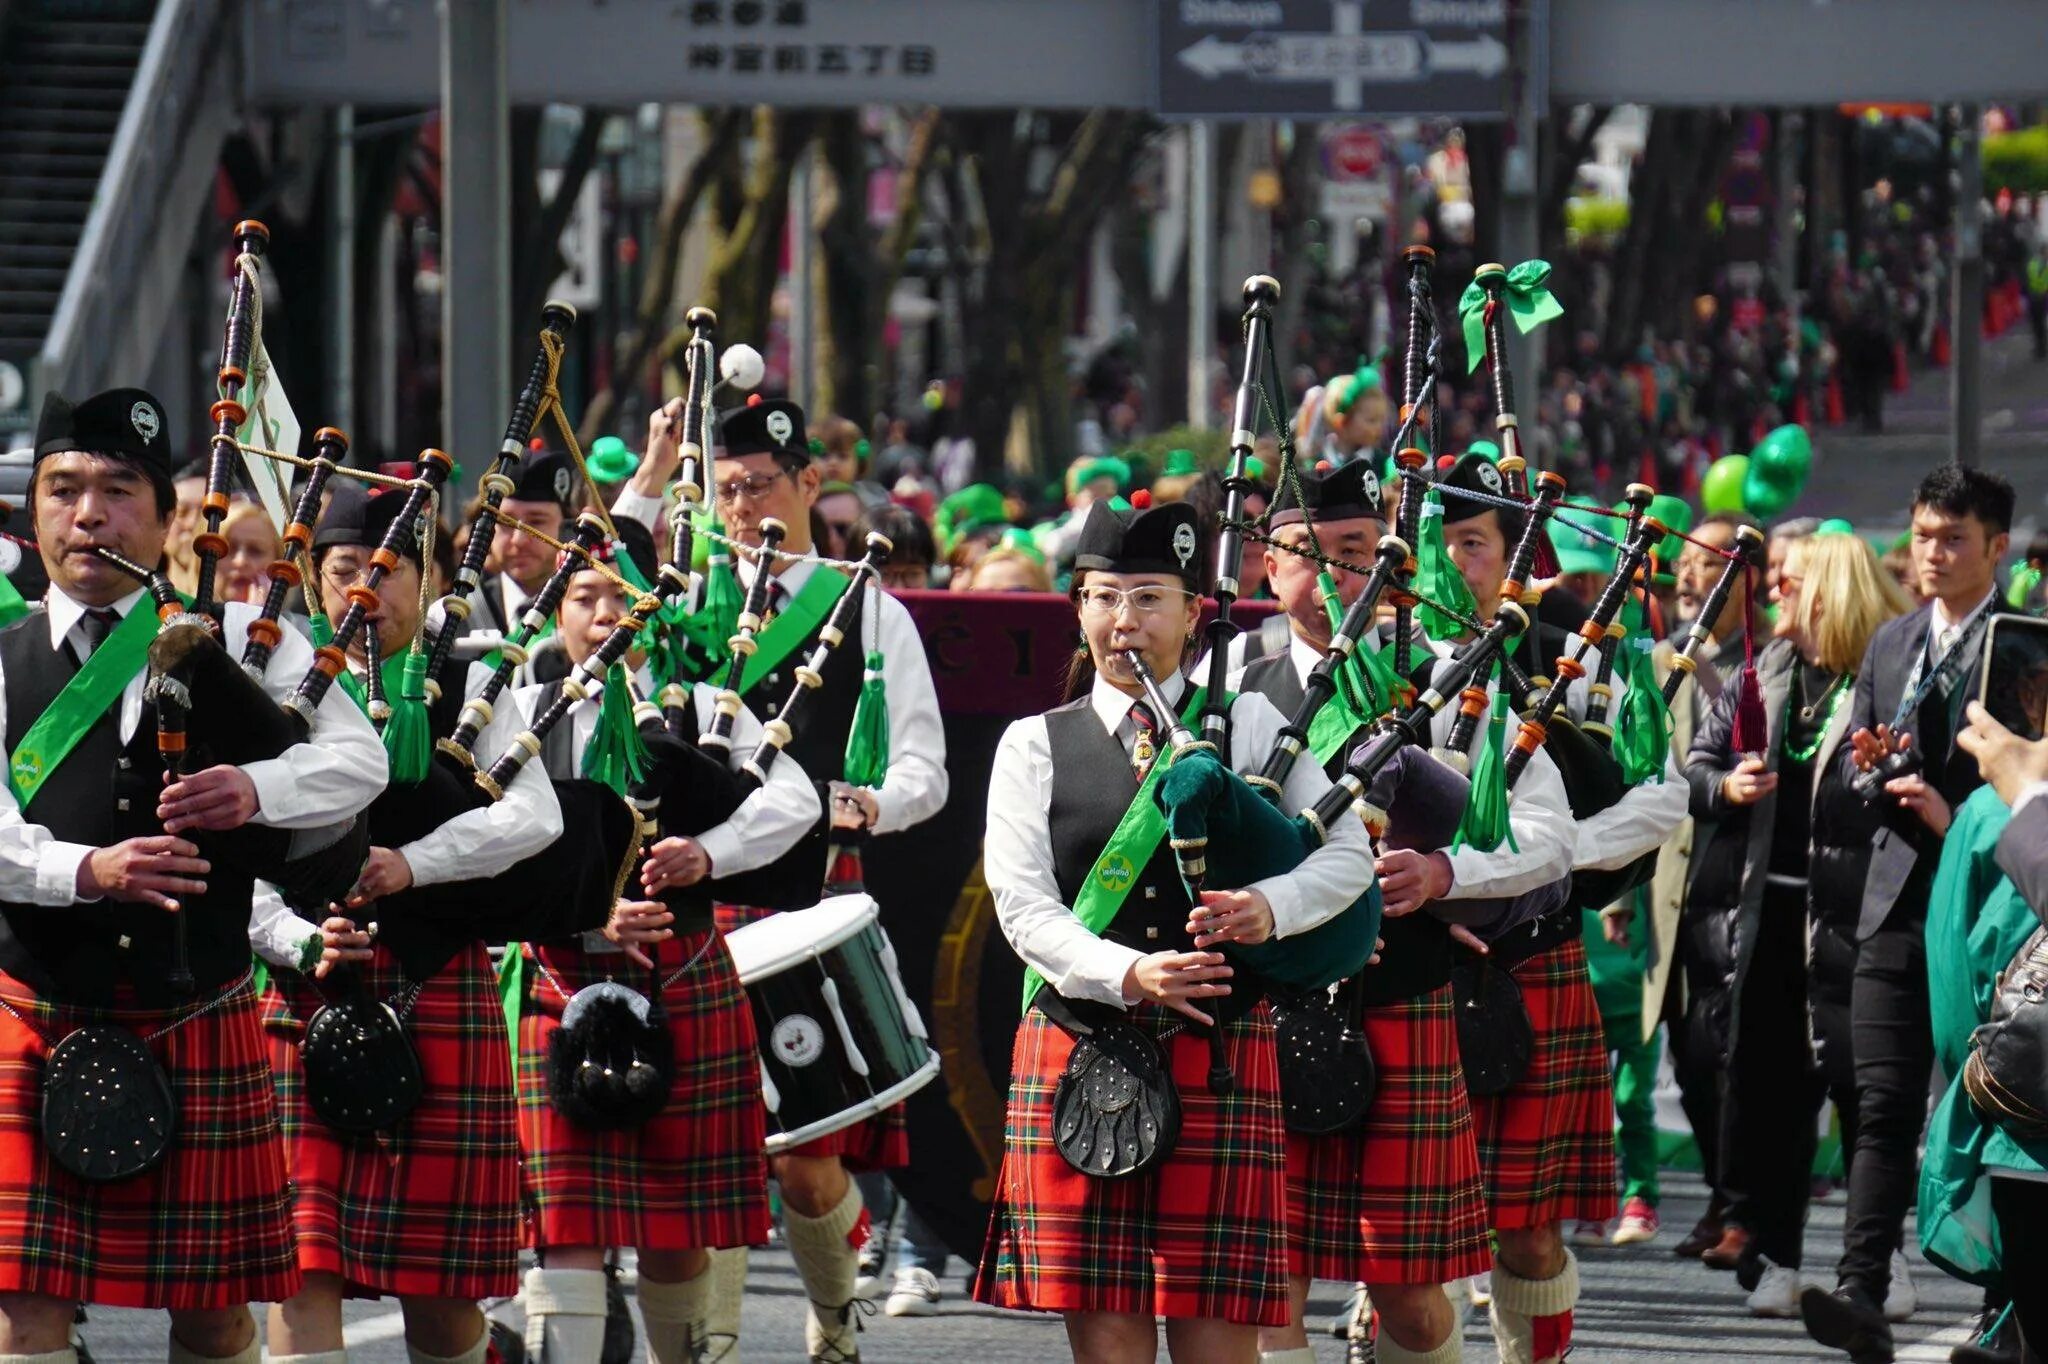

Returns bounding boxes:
[715,903,909,1172]
[516,932,771,1252]
[1469,937,1618,1229]
[973,1003,1290,1327]
[1283,985,1492,1284]
[0,971,298,1309]
[262,941,520,1299]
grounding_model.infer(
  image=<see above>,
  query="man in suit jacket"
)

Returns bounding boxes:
[1803,464,2014,1363]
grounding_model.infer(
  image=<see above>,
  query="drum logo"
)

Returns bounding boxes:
[771,1014,826,1067]
[1096,854,1135,894]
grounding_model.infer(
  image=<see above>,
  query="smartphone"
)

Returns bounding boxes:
[1978,613,2048,741]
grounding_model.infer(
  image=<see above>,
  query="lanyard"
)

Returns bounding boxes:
[1892,604,1990,732]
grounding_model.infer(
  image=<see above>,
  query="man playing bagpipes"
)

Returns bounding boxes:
[975,498,1376,1363]
[261,484,564,1364]
[1226,460,1495,1364]
[1429,450,1688,1364]
[463,450,580,658]
[0,389,387,1364]
[504,517,819,1363]
[699,395,947,1364]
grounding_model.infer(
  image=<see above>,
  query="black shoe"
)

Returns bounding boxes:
[1951,1303,2022,1364]
[1802,1284,1895,1363]
[1673,1204,1726,1258]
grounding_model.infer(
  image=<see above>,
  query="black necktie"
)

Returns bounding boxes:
[1128,702,1158,780]
[74,608,119,665]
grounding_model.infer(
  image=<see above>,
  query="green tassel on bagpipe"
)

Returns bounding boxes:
[1413,490,1480,642]
[582,662,651,797]
[1453,666,1517,853]
[843,649,891,788]
[381,651,434,784]
[1611,596,1673,786]
[650,526,745,688]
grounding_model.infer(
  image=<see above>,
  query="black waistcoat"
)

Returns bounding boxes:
[0,613,257,1004]
[1043,696,1259,1025]
[710,577,864,910]
[1237,649,1451,1005]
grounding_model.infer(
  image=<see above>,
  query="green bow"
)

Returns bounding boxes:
[1460,260,1564,373]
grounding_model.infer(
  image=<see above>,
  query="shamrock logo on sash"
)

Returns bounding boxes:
[11,751,40,787]
[1096,853,1136,894]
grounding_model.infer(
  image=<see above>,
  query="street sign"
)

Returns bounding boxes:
[1157,0,1516,120]
[1323,125,1385,181]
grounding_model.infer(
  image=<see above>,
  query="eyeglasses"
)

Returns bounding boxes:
[1076,585,1193,617]
[713,471,789,505]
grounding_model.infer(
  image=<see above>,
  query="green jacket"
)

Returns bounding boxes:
[1918,785,2048,1286]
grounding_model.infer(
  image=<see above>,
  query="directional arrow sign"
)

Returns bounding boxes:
[1157,0,1522,119]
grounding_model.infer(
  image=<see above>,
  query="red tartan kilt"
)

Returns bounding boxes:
[715,903,909,1172]
[516,932,771,1252]
[1283,985,1492,1284]
[973,1003,1290,1327]
[262,941,520,1299]
[1469,937,1618,1229]
[0,970,297,1309]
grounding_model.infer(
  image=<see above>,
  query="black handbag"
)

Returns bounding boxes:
[1451,957,1534,1098]
[300,980,424,1136]
[42,1025,177,1183]
[1052,1018,1182,1179]
[547,980,675,1131]
[1963,925,2048,1140]
[1271,989,1377,1136]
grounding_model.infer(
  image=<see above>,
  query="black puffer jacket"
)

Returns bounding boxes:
[1681,638,1880,1049]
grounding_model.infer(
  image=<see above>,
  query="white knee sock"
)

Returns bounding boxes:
[168,1335,258,1364]
[521,1266,610,1364]
[1487,1251,1579,1364]
[640,1269,717,1364]
[270,1353,351,1364]
[405,1324,492,1364]
[782,1183,865,1358]
[0,1350,79,1364]
[703,1245,749,1363]
[1259,1349,1319,1363]
[1376,1327,1465,1363]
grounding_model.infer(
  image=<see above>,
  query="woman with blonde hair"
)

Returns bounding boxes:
[1682,531,1914,1316]
[219,498,284,605]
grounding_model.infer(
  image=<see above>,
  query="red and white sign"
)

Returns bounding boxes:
[1323,125,1384,182]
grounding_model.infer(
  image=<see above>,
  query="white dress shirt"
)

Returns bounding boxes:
[508,666,819,877]
[250,884,319,967]
[984,671,1376,1009]
[0,588,388,907]
[376,654,562,887]
[611,486,668,540]
[737,555,948,834]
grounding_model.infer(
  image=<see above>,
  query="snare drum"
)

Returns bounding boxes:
[724,894,942,1154]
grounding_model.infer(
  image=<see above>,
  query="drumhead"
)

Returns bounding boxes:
[726,894,879,984]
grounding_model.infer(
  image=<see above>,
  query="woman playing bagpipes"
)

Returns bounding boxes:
[504,518,818,1363]
[1228,460,1499,1364]
[974,499,1375,1364]
[261,484,564,1364]
[0,388,387,1364]
[1429,449,1687,1361]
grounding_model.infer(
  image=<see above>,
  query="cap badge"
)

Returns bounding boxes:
[765,410,795,445]
[1172,522,1197,569]
[552,466,574,502]
[1360,469,1382,509]
[129,401,159,443]
[1477,461,1502,493]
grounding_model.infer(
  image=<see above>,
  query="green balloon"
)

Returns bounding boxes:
[1751,423,1814,490]
[1816,517,1854,537]
[1742,454,1798,518]
[1701,455,1749,515]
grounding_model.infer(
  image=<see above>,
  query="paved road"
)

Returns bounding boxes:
[1803,330,2048,537]
[77,1172,1983,1362]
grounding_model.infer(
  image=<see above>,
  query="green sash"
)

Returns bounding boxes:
[1018,686,1207,1013]
[736,567,851,697]
[6,603,160,808]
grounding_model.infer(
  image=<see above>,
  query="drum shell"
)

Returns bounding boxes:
[726,901,939,1152]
